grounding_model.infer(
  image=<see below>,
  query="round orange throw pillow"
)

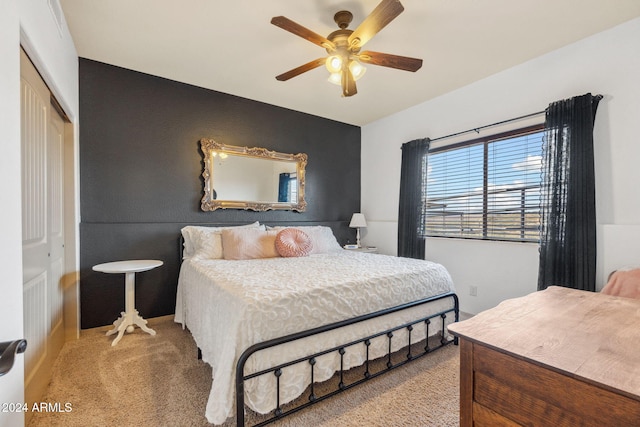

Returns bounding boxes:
[275,228,313,257]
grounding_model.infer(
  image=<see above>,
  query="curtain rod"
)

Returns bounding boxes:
[429,110,546,143]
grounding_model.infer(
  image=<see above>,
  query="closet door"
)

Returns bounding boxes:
[20,49,66,409]
[48,99,66,339]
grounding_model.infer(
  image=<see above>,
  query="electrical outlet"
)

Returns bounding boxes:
[469,286,478,297]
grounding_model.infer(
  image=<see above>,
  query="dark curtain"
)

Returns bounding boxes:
[278,173,290,202]
[398,138,430,259]
[538,93,602,291]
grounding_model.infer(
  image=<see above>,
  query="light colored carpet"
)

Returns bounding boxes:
[29,316,460,427]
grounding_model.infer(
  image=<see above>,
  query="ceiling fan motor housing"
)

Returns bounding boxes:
[334,10,353,29]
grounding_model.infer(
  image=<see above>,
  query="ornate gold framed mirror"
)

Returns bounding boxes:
[200,139,307,212]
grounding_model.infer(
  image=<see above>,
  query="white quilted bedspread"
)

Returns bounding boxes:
[175,251,455,425]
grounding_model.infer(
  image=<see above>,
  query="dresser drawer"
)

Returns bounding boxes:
[468,343,640,427]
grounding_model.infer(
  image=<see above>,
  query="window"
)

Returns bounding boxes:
[422,125,544,242]
[278,172,297,202]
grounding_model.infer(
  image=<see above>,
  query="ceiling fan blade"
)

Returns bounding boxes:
[275,58,327,81]
[341,68,357,97]
[358,51,423,72]
[348,0,404,49]
[271,16,336,50]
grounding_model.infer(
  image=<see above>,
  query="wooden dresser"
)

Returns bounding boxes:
[448,286,640,427]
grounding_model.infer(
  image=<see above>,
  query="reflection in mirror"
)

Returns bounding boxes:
[213,155,297,202]
[200,139,307,211]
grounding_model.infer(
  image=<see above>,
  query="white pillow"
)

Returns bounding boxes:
[181,222,261,259]
[268,226,342,254]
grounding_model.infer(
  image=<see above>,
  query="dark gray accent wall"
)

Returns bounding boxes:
[80,59,361,329]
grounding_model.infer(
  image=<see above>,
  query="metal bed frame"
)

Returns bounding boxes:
[179,235,459,426]
[235,292,459,426]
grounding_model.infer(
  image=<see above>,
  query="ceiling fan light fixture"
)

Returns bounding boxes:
[325,55,343,73]
[349,60,366,81]
[327,72,342,85]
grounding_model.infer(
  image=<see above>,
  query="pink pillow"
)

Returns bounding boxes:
[602,268,640,300]
[269,226,342,254]
[275,228,313,257]
[221,228,279,260]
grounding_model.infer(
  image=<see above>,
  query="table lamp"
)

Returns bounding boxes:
[349,213,367,248]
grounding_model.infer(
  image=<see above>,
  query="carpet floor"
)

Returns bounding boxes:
[28,316,460,427]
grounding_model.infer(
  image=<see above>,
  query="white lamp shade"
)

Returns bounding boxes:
[325,55,343,73]
[327,72,342,85]
[349,60,367,81]
[349,213,367,228]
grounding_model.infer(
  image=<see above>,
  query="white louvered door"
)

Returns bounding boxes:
[20,49,66,409]
[48,102,66,339]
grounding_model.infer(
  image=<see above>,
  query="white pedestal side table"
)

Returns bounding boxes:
[92,259,163,346]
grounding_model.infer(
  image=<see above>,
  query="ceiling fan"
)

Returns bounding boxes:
[271,0,423,97]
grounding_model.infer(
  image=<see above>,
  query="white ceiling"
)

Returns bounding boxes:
[60,0,640,126]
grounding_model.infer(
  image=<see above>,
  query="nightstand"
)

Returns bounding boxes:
[93,259,163,346]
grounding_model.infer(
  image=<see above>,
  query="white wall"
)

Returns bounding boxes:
[0,0,78,422]
[0,3,25,419]
[361,17,640,315]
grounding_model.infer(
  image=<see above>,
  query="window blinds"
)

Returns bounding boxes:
[423,128,544,242]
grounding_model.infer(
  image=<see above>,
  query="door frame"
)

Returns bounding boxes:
[19,42,80,342]
[0,8,79,426]
[19,43,80,425]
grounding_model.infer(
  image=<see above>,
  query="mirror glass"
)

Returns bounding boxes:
[200,139,307,211]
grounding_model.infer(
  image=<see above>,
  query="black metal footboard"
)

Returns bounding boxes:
[235,292,459,426]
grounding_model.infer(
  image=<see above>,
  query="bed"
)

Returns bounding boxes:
[175,223,458,425]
